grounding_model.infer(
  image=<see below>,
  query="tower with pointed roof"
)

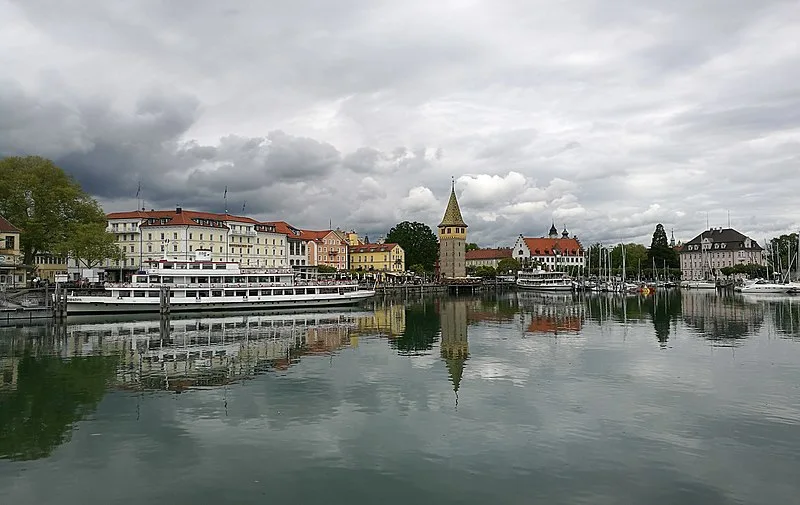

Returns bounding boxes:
[439,299,469,406]
[548,222,558,239]
[438,178,467,278]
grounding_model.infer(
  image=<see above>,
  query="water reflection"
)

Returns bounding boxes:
[682,292,765,345]
[439,299,469,398]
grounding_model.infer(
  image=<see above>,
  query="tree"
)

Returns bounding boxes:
[610,243,649,276]
[474,265,496,278]
[465,243,479,252]
[648,224,679,268]
[0,156,107,266]
[57,223,124,269]
[385,221,439,272]
[409,263,426,275]
[497,257,521,274]
[317,265,337,274]
[767,233,799,278]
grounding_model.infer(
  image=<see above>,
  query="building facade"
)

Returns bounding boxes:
[266,221,310,267]
[0,215,25,287]
[350,243,405,272]
[104,208,288,281]
[512,226,584,271]
[680,227,765,280]
[304,229,349,270]
[438,182,468,278]
[465,248,512,269]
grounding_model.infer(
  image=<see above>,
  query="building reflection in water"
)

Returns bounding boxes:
[681,291,764,345]
[740,295,800,341]
[516,292,583,336]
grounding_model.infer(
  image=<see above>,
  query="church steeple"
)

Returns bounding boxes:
[548,222,558,238]
[438,177,467,228]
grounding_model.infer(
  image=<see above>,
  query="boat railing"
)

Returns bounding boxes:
[103,280,359,289]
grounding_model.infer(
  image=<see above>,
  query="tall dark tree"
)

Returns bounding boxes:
[386,221,439,272]
[0,156,107,265]
[648,224,679,268]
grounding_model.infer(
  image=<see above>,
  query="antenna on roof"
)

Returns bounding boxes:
[224,186,228,214]
[727,210,730,228]
[706,212,709,230]
[242,201,246,214]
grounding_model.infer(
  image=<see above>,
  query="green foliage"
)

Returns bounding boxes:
[390,300,439,354]
[386,221,439,272]
[0,354,118,461]
[57,222,123,269]
[720,264,768,278]
[610,243,649,271]
[409,263,426,275]
[465,243,479,252]
[317,265,338,273]
[0,156,106,266]
[497,257,521,274]
[767,233,799,275]
[473,265,496,278]
[648,224,679,268]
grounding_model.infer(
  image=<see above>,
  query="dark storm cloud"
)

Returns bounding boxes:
[2,0,800,243]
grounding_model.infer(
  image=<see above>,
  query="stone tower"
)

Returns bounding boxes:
[438,179,467,278]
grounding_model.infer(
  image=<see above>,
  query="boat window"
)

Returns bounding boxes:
[198,291,208,297]
[225,277,234,283]
[215,264,227,269]
[190,264,200,270]
[164,263,173,269]
[148,291,159,297]
[134,291,146,297]
[198,277,208,283]
[176,264,187,269]
[186,291,197,297]
[210,277,221,283]
[249,290,259,296]
[212,290,222,297]
[117,291,131,297]
[162,277,174,283]
[235,291,247,297]
[202,264,213,269]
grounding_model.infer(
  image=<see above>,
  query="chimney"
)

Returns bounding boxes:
[176,206,182,214]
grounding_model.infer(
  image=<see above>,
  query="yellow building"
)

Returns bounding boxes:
[0,215,26,287]
[345,231,363,246]
[33,254,69,283]
[349,243,405,272]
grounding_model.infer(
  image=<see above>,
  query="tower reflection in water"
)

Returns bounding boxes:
[439,299,469,402]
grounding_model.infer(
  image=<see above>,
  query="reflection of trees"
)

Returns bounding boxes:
[682,292,764,344]
[649,290,682,345]
[0,353,118,461]
[389,300,440,354]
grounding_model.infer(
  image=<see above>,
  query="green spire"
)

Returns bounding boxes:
[438,178,467,228]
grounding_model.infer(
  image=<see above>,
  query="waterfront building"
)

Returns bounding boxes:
[511,225,584,271]
[103,208,288,281]
[438,181,468,279]
[303,229,349,270]
[349,243,405,272]
[33,254,68,283]
[679,227,765,280]
[465,248,512,269]
[265,221,311,268]
[0,215,25,287]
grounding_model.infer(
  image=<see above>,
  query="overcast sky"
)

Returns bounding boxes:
[2,0,799,247]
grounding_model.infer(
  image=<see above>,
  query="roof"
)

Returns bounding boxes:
[682,228,763,252]
[299,229,347,244]
[0,215,20,233]
[108,209,260,226]
[465,248,512,260]
[438,183,467,228]
[264,221,305,239]
[350,243,402,254]
[522,237,583,256]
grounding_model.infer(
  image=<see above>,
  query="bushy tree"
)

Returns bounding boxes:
[648,224,679,268]
[497,257,521,274]
[0,156,107,266]
[386,221,439,272]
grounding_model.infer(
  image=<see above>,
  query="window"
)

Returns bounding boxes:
[148,233,152,240]
[173,245,178,252]
[189,233,193,240]
[129,245,134,252]
[148,245,152,252]
[173,232,178,240]
[200,233,204,240]
[161,233,165,240]
[4,236,14,250]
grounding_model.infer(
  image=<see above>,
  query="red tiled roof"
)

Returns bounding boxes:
[350,243,401,254]
[300,229,347,244]
[264,220,305,239]
[0,215,20,233]
[109,209,268,230]
[522,237,583,256]
[465,248,512,260]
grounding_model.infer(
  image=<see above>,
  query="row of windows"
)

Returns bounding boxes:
[117,232,284,246]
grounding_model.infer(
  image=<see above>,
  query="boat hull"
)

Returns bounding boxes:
[66,291,376,315]
[516,283,573,292]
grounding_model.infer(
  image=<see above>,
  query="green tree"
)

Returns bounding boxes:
[474,265,496,278]
[610,243,649,276]
[57,223,124,269]
[648,224,679,268]
[497,257,521,274]
[0,156,107,266]
[465,242,479,252]
[385,221,439,272]
[767,233,799,277]
[317,265,337,273]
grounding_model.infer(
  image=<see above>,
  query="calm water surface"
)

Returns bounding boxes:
[1,291,799,504]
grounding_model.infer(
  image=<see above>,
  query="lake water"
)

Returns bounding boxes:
[1,290,799,504]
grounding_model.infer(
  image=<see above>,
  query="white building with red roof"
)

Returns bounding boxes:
[512,225,585,271]
[465,248,513,269]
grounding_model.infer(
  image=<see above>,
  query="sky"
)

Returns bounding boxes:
[1,0,799,247]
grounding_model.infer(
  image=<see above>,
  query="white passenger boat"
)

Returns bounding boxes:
[516,269,573,291]
[65,251,375,315]
[739,279,795,294]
